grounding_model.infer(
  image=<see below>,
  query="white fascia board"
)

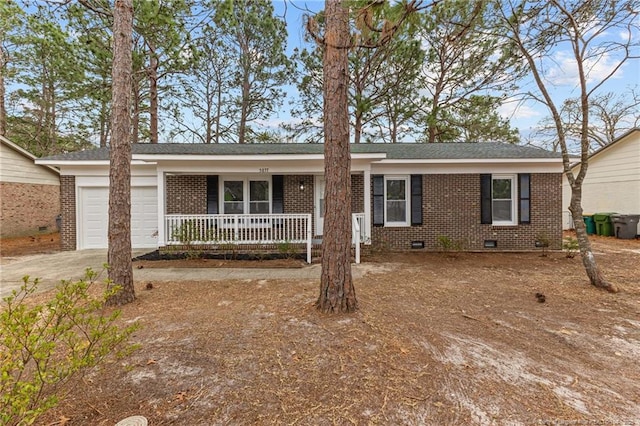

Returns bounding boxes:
[376,158,561,164]
[133,153,386,162]
[373,162,563,175]
[35,160,151,167]
[56,163,158,177]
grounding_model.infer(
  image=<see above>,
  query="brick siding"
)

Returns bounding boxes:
[351,174,364,213]
[60,176,76,250]
[0,182,60,238]
[166,175,207,214]
[159,172,562,252]
[371,173,562,251]
[283,175,314,214]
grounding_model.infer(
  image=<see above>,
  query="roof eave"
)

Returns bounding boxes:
[378,158,562,164]
[132,153,388,161]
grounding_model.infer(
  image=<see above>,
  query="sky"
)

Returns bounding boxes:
[271,0,640,147]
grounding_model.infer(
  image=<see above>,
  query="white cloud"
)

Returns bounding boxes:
[498,102,542,120]
[544,50,624,86]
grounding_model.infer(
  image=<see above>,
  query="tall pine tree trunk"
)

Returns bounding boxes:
[0,44,6,137]
[148,40,158,144]
[317,0,357,313]
[107,0,135,306]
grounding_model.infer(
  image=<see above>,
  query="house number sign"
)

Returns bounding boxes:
[259,168,269,173]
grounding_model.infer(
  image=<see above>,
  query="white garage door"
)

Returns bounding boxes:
[79,187,158,249]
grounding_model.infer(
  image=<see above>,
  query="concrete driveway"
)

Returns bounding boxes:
[0,250,370,299]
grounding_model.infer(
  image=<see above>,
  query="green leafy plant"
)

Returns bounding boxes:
[0,270,139,425]
[563,236,580,258]
[171,220,216,259]
[220,242,239,260]
[276,240,299,259]
[535,233,551,257]
[435,235,465,255]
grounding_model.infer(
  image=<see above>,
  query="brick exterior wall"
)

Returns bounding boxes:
[351,174,364,214]
[60,176,76,250]
[166,175,207,214]
[371,173,562,251]
[0,182,60,238]
[283,175,314,214]
[159,172,562,252]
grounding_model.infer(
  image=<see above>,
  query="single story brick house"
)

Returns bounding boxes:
[36,143,563,259]
[0,136,60,238]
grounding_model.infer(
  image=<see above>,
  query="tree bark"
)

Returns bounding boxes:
[107,0,135,306]
[239,71,249,144]
[317,0,357,313]
[0,45,6,137]
[568,176,618,293]
[148,39,158,144]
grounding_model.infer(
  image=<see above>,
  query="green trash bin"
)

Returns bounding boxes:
[583,215,596,235]
[593,212,617,236]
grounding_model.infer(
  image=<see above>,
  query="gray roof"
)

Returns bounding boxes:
[40,142,562,162]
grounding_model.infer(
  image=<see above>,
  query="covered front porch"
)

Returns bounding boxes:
[148,150,382,263]
[163,212,368,263]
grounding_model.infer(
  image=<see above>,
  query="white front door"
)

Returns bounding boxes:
[314,176,325,236]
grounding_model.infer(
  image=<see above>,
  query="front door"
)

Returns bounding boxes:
[314,176,325,236]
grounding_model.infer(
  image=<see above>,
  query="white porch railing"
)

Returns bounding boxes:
[352,213,369,244]
[164,213,367,265]
[352,214,361,264]
[165,214,313,263]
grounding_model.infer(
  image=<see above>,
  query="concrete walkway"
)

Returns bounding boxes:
[0,250,366,299]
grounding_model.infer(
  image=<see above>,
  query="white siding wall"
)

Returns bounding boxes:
[562,131,640,233]
[0,142,59,185]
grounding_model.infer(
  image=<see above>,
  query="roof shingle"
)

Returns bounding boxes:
[39,142,562,162]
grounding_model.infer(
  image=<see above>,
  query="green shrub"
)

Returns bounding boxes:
[563,237,580,258]
[435,235,465,253]
[0,270,139,425]
[276,240,299,259]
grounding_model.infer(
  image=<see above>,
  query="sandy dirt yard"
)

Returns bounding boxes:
[4,233,640,425]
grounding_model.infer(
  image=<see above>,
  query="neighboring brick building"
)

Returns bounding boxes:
[38,142,564,254]
[0,136,60,238]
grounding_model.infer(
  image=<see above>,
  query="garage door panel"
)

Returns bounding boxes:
[131,188,158,248]
[79,187,158,249]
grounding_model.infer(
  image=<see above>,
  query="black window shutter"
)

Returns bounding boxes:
[207,175,219,214]
[410,174,422,225]
[519,173,531,224]
[373,175,384,226]
[480,174,492,224]
[272,175,284,213]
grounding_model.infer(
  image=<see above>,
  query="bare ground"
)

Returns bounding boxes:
[6,234,640,425]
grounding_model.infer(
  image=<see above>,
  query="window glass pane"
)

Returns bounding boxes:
[224,181,244,214]
[493,179,511,199]
[386,179,406,201]
[387,200,406,222]
[250,181,269,202]
[224,202,244,214]
[224,181,243,202]
[493,200,512,222]
[250,202,270,214]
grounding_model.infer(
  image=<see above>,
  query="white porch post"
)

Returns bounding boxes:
[156,170,166,247]
[363,168,371,244]
[306,213,312,264]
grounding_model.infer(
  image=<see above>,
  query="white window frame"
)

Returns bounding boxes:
[220,176,272,215]
[384,175,410,227]
[492,174,517,226]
